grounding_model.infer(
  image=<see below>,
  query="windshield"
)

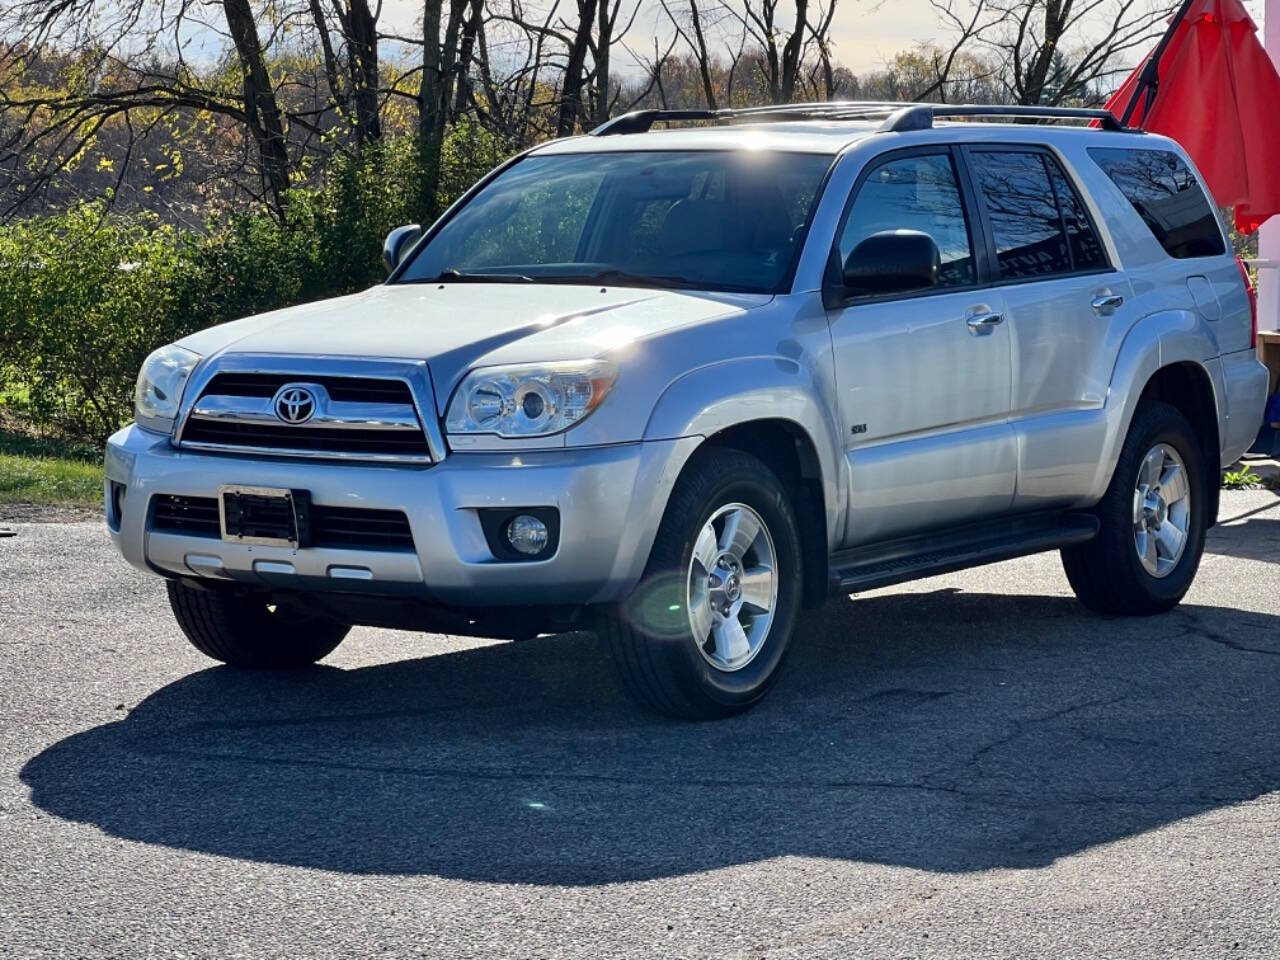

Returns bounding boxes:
[396,150,833,294]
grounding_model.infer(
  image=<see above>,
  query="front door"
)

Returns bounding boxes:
[825,148,1016,546]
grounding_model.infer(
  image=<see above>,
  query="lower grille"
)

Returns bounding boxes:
[312,505,416,551]
[150,495,415,552]
[151,494,220,535]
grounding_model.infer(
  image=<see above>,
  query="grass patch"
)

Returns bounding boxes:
[0,427,102,507]
[1221,463,1262,490]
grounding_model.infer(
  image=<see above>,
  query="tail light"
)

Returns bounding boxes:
[1236,256,1258,349]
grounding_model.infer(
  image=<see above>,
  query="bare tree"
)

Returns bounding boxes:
[333,0,382,145]
[933,0,1177,105]
[918,0,1004,101]
[555,0,599,134]
[659,0,721,108]
[0,0,322,217]
[452,0,486,115]
[589,0,643,125]
[223,0,292,211]
[729,0,828,103]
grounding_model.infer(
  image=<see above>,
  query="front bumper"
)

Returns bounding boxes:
[105,425,698,607]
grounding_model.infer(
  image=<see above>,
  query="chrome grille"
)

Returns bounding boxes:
[176,359,439,464]
[201,373,414,405]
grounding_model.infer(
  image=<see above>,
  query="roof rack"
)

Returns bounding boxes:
[589,101,1131,136]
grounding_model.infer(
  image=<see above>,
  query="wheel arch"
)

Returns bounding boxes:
[643,355,846,556]
[696,419,831,607]
[1133,360,1221,527]
[1101,311,1223,525]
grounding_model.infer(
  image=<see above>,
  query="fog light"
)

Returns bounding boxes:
[505,514,549,556]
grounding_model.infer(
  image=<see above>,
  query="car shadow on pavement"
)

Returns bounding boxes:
[20,589,1280,885]
[1205,493,1280,563]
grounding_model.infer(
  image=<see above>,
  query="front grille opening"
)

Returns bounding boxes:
[149,495,415,552]
[312,505,415,551]
[151,494,220,537]
[181,419,431,457]
[201,373,414,405]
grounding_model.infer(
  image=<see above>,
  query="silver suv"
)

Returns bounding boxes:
[105,102,1269,718]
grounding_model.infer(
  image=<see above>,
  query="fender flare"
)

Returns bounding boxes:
[1093,308,1222,497]
[642,355,847,548]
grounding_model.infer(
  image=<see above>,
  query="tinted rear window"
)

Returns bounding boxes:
[1088,148,1225,259]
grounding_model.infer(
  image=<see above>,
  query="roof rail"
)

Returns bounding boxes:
[881,103,1129,132]
[591,102,929,136]
[589,101,1131,136]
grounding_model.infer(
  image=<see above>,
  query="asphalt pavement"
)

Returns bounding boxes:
[1,491,1278,958]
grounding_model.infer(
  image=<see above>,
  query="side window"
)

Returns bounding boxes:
[1088,147,1225,259]
[837,153,975,289]
[968,151,1074,280]
[1044,158,1107,271]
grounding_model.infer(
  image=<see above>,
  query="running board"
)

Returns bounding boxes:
[829,511,1100,595]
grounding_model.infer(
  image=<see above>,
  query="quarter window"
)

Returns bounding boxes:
[837,153,975,289]
[1088,147,1225,259]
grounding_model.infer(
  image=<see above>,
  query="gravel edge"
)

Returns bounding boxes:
[0,502,101,524]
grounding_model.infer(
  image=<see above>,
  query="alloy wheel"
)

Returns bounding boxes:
[686,503,778,671]
[1132,442,1191,578]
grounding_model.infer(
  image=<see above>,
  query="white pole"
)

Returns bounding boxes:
[1259,0,1280,330]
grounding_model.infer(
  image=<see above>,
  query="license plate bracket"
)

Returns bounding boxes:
[219,485,313,548]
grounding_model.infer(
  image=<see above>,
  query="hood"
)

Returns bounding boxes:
[178,282,769,413]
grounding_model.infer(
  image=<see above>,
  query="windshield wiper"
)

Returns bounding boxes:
[418,269,535,284]
[539,268,702,289]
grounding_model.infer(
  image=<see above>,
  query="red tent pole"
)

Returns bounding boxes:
[1121,0,1199,125]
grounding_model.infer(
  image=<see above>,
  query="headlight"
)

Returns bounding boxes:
[134,344,200,434]
[446,360,617,438]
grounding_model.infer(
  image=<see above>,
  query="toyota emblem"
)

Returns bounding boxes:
[273,385,317,424]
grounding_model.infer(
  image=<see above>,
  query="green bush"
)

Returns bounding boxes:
[0,128,513,442]
[0,205,191,440]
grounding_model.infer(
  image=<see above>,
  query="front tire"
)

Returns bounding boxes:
[167,581,350,668]
[596,449,804,720]
[1062,401,1208,615]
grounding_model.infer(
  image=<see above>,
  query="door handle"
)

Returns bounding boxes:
[965,311,1004,332]
[1092,293,1124,312]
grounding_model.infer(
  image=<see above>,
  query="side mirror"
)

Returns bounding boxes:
[842,229,941,296]
[382,224,423,274]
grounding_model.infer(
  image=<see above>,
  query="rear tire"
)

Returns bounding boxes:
[1062,401,1208,615]
[166,581,349,668]
[596,449,804,720]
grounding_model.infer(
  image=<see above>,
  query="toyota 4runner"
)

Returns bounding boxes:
[105,102,1270,719]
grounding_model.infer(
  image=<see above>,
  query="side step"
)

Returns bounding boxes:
[829,511,1100,595]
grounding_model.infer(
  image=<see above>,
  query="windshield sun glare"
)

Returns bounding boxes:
[396,150,833,295]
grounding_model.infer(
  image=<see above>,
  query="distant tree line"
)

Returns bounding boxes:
[0,0,1176,225]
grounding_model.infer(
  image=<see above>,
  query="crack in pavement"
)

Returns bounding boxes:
[1172,608,1280,657]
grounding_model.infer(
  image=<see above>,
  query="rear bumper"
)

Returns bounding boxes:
[104,424,698,607]
[1219,348,1270,465]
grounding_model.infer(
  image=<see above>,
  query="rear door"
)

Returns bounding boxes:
[825,147,1016,546]
[962,146,1134,510]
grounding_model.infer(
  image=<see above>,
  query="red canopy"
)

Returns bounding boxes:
[1105,0,1280,233]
